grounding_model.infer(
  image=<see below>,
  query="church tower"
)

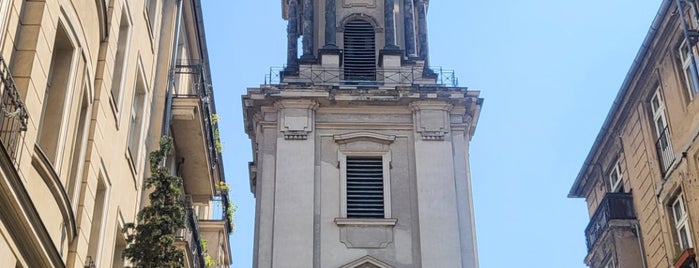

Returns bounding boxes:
[243,1,482,267]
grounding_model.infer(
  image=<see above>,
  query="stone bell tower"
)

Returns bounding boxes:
[243,0,483,267]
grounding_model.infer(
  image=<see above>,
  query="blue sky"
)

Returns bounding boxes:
[201,1,660,267]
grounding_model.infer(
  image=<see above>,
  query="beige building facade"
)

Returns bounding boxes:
[243,0,482,267]
[569,0,699,267]
[0,0,231,267]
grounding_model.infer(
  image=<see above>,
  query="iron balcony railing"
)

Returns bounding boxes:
[0,57,28,161]
[584,192,636,250]
[172,61,233,233]
[178,196,206,268]
[173,61,218,170]
[656,126,675,174]
[264,66,459,87]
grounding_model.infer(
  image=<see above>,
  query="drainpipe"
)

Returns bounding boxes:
[635,221,649,268]
[162,0,184,137]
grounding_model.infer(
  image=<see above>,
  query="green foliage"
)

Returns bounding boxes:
[122,136,185,267]
[227,200,238,233]
[215,181,230,193]
[201,238,216,267]
[211,114,223,153]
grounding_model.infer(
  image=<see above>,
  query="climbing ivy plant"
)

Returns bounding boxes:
[122,136,186,267]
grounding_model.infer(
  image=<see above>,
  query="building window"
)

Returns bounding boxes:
[346,156,385,218]
[679,40,699,100]
[111,225,128,268]
[37,23,76,166]
[86,177,108,263]
[343,19,376,81]
[145,0,160,37]
[650,88,674,172]
[608,160,622,192]
[673,194,693,250]
[110,8,132,112]
[127,74,147,168]
[66,88,91,205]
[604,258,616,268]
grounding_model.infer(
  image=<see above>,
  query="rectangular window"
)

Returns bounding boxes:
[111,225,127,268]
[110,10,132,111]
[87,178,108,263]
[127,78,146,166]
[679,40,699,100]
[651,88,674,172]
[346,156,385,218]
[66,89,90,205]
[38,24,76,167]
[672,194,693,250]
[604,259,615,268]
[608,160,622,192]
[145,0,160,36]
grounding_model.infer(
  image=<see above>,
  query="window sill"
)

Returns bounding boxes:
[334,218,397,226]
[334,218,397,249]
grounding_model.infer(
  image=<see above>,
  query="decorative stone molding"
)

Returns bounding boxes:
[335,218,397,249]
[275,100,318,140]
[410,101,453,141]
[340,255,395,268]
[343,0,376,8]
[334,131,396,145]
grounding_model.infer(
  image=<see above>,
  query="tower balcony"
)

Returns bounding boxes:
[177,197,206,268]
[265,65,459,88]
[170,60,223,198]
[584,192,637,251]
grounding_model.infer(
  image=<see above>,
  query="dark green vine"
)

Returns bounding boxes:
[122,136,185,267]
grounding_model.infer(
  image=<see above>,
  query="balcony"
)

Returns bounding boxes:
[171,60,222,198]
[0,56,28,161]
[264,66,459,87]
[585,193,636,250]
[177,195,232,267]
[177,197,206,268]
[656,126,675,174]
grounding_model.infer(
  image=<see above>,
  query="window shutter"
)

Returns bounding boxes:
[346,156,384,218]
[343,20,376,81]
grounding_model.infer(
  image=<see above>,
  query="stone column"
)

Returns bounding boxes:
[403,0,417,57]
[324,0,337,48]
[301,0,315,61]
[416,0,429,63]
[286,0,299,70]
[384,0,398,49]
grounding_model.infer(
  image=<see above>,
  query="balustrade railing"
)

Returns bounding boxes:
[177,196,206,268]
[584,193,636,250]
[0,57,28,161]
[264,66,459,87]
[655,126,675,174]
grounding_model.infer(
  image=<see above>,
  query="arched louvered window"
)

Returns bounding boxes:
[343,20,376,81]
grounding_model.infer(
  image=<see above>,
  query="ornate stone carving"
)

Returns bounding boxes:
[410,101,452,141]
[276,100,318,140]
[335,218,397,249]
[343,0,376,8]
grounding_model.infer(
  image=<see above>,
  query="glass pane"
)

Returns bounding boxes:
[680,226,690,249]
[674,201,683,222]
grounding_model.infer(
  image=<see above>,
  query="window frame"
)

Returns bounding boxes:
[109,3,133,116]
[672,193,693,250]
[608,159,622,192]
[679,39,699,101]
[339,151,392,219]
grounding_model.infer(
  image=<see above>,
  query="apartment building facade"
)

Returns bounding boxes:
[243,0,482,267]
[569,1,699,267]
[0,0,231,267]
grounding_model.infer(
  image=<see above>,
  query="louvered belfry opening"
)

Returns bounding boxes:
[343,20,376,81]
[346,156,384,218]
